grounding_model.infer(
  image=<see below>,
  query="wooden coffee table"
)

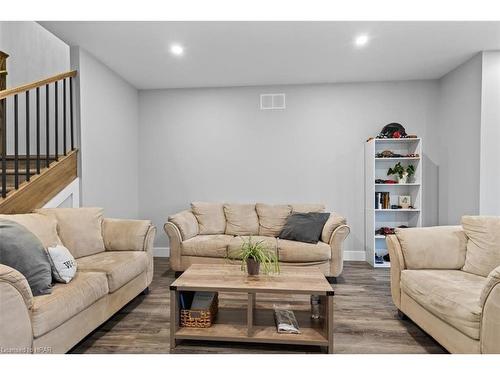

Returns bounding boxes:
[169,264,334,353]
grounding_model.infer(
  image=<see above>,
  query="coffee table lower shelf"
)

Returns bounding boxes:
[175,324,329,347]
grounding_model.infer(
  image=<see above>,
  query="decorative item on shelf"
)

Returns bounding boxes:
[228,236,280,276]
[179,291,219,328]
[377,123,407,139]
[376,150,420,158]
[383,254,390,262]
[391,205,402,209]
[375,254,384,264]
[387,162,415,184]
[399,195,411,209]
[375,179,398,184]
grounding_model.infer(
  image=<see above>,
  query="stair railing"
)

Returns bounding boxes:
[0,70,77,198]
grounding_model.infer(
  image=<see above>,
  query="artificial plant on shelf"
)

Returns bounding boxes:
[387,162,415,183]
[227,236,280,276]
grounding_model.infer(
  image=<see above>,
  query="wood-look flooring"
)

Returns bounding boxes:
[70,258,446,354]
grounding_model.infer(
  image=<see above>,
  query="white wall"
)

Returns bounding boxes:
[73,47,139,218]
[437,54,483,224]
[139,81,440,255]
[479,51,500,216]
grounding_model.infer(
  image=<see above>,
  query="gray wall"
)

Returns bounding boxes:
[73,47,139,218]
[479,51,500,216]
[0,21,70,155]
[437,54,483,224]
[139,81,440,255]
[0,21,70,87]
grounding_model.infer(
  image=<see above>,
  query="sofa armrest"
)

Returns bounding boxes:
[386,235,406,309]
[0,264,33,352]
[164,222,183,271]
[322,214,347,243]
[328,224,350,277]
[102,218,154,251]
[481,269,500,353]
[394,226,467,269]
[168,210,199,241]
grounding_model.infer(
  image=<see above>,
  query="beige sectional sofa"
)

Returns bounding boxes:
[387,216,500,353]
[165,202,350,277]
[0,208,156,354]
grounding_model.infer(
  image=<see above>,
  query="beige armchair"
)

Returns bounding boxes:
[387,221,500,353]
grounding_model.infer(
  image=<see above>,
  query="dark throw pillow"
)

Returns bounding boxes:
[0,219,52,296]
[279,212,330,244]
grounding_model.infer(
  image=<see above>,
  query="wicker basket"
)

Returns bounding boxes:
[180,292,218,328]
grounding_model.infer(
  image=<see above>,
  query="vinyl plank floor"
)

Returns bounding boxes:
[69,258,446,354]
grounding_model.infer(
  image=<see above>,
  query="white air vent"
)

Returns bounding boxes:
[260,93,286,110]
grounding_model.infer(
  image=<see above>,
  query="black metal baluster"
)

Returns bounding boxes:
[45,84,50,168]
[25,91,30,182]
[70,77,74,150]
[14,94,18,189]
[63,78,67,156]
[1,98,6,198]
[36,87,40,174]
[54,81,58,161]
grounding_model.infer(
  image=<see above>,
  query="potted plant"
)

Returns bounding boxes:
[387,162,415,183]
[228,236,280,276]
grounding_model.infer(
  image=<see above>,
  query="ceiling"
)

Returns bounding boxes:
[40,21,500,90]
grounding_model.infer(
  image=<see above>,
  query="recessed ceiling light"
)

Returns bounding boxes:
[354,34,370,48]
[170,43,184,56]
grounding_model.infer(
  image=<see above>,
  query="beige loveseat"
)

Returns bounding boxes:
[165,202,349,278]
[0,208,156,354]
[387,216,500,353]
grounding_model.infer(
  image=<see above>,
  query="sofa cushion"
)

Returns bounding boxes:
[35,208,105,259]
[277,239,331,262]
[227,236,278,259]
[462,216,500,277]
[31,271,108,337]
[168,211,199,240]
[181,235,233,258]
[191,202,226,235]
[256,203,291,237]
[76,251,148,293]
[395,226,467,269]
[102,218,152,251]
[224,203,259,236]
[401,269,484,339]
[0,213,62,249]
[291,204,325,213]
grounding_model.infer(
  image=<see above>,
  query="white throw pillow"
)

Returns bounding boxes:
[46,245,77,283]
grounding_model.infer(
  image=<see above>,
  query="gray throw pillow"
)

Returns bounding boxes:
[0,219,52,296]
[279,212,331,244]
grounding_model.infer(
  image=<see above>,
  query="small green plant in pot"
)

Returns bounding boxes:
[387,162,415,184]
[228,236,280,276]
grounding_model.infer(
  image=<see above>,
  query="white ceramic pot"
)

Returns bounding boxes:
[398,172,408,184]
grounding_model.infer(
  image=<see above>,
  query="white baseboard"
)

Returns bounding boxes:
[153,247,170,257]
[154,247,366,262]
[344,251,366,261]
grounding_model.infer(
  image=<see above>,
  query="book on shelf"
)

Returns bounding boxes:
[375,192,390,209]
[179,291,216,310]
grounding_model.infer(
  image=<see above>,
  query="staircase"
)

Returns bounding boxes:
[0,52,78,213]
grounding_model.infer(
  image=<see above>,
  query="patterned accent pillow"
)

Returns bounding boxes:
[47,245,77,283]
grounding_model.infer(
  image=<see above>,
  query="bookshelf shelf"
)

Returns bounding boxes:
[365,137,423,268]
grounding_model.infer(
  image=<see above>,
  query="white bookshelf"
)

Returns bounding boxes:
[365,138,423,268]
